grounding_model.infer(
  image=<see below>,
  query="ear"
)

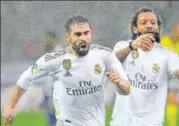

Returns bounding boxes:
[132,26,138,34]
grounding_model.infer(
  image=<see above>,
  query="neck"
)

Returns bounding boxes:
[69,45,79,56]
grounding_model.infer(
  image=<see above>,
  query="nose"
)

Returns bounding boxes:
[79,34,88,41]
[79,36,89,44]
[146,22,154,29]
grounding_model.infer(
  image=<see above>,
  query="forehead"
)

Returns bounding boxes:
[70,23,91,33]
[137,12,157,22]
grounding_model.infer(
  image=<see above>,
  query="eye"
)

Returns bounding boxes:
[141,22,146,25]
[151,21,156,25]
[84,31,89,35]
[74,32,82,37]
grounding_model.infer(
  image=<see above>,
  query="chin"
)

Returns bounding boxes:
[78,51,89,56]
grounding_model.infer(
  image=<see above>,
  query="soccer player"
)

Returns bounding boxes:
[3,16,130,126]
[110,7,179,126]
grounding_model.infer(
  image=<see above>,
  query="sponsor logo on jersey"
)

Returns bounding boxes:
[63,59,72,77]
[66,80,103,96]
[129,73,158,90]
[94,64,102,74]
[32,63,38,73]
[152,63,159,73]
[132,50,139,59]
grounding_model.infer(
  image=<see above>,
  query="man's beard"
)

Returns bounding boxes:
[72,42,90,57]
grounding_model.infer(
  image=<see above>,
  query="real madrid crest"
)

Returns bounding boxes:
[63,59,72,77]
[94,64,102,75]
[132,49,139,59]
[152,63,160,73]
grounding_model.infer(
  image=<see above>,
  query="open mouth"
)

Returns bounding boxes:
[144,30,155,34]
[79,43,89,51]
[80,43,87,48]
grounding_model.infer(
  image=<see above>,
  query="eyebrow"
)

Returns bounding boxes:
[74,30,90,34]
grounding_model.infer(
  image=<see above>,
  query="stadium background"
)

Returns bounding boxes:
[1,1,179,126]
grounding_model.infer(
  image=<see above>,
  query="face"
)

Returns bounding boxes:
[133,12,160,42]
[66,23,92,56]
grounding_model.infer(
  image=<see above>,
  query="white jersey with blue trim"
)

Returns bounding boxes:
[17,44,128,126]
[111,40,179,126]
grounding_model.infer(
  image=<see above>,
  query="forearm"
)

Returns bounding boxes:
[116,80,131,95]
[115,46,132,62]
[7,85,26,109]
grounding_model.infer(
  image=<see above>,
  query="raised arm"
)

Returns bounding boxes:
[114,34,154,62]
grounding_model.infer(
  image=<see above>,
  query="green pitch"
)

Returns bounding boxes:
[1,107,179,126]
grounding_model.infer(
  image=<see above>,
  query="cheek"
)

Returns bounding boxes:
[155,26,160,32]
[87,34,92,40]
[135,27,143,33]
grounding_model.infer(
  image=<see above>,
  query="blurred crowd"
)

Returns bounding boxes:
[160,23,179,126]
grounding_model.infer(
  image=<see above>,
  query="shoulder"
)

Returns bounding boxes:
[43,48,67,62]
[155,44,178,57]
[156,43,171,52]
[90,44,112,53]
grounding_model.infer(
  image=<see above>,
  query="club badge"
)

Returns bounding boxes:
[132,50,139,59]
[94,64,102,75]
[63,59,72,77]
[152,63,160,73]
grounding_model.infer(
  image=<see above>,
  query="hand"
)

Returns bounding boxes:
[3,107,15,125]
[106,69,131,94]
[132,34,155,51]
[106,69,121,85]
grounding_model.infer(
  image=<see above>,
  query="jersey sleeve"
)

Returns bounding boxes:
[167,50,179,78]
[17,53,54,90]
[105,49,128,81]
[113,40,132,62]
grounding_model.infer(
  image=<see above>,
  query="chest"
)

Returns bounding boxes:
[124,50,167,81]
[54,56,106,88]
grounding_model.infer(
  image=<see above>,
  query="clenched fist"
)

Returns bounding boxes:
[106,69,130,95]
[132,33,155,51]
[2,107,15,125]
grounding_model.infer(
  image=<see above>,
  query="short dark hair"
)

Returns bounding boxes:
[131,7,162,39]
[65,16,91,32]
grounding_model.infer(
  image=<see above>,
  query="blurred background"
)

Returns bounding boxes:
[1,1,179,126]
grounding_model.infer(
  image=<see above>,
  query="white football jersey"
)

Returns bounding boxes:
[111,40,179,126]
[17,44,128,126]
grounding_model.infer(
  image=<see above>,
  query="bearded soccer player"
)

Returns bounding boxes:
[3,16,130,126]
[110,7,179,126]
